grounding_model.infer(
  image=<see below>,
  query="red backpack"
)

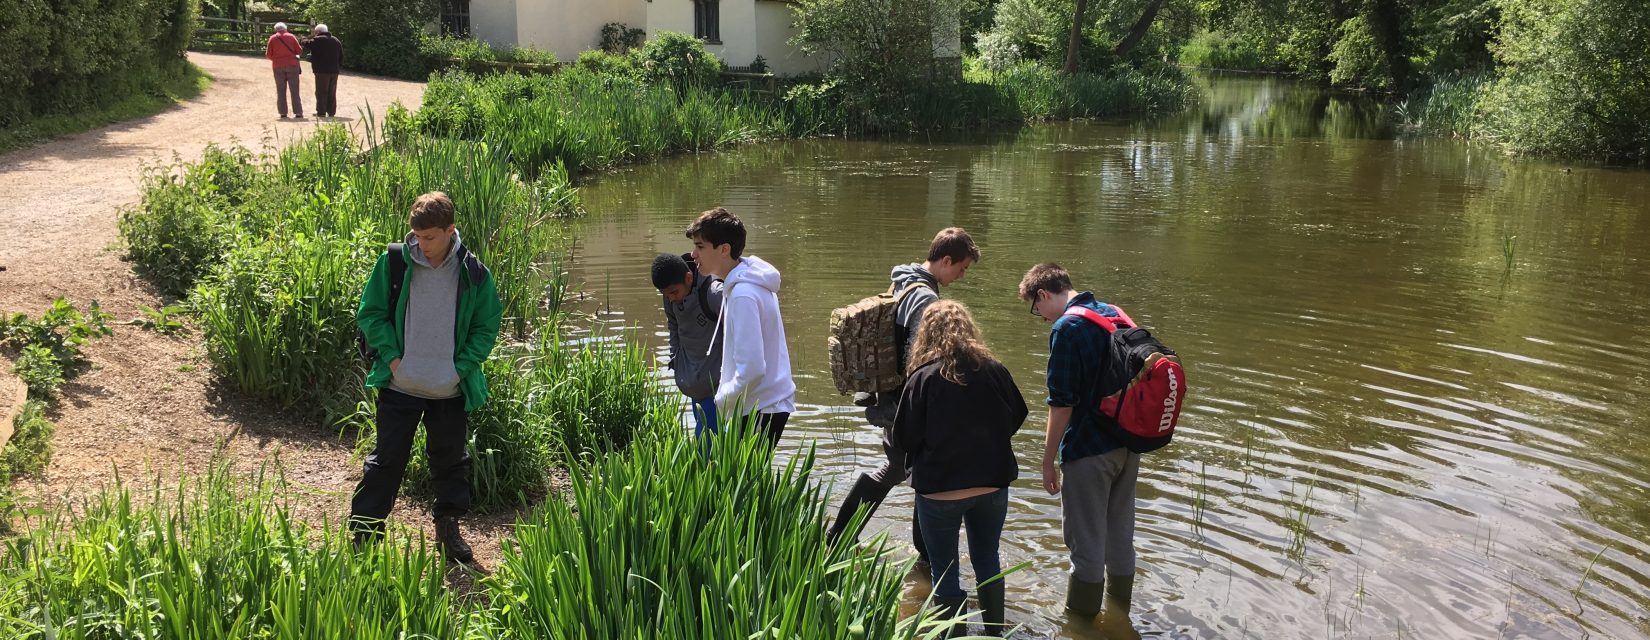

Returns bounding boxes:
[1063,304,1187,453]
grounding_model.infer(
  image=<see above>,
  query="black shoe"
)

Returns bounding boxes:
[295,114,306,119]
[350,526,382,550]
[279,114,288,119]
[435,516,475,565]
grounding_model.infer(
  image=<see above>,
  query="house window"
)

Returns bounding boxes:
[694,0,720,43]
[440,0,471,37]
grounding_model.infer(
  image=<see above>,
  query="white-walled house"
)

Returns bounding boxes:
[442,0,825,76]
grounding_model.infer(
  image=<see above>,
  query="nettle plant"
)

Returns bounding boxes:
[0,298,113,399]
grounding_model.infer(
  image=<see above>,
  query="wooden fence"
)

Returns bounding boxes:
[193,16,312,54]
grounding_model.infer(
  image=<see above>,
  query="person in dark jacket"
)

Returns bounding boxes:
[652,252,723,441]
[893,300,1027,637]
[302,24,343,118]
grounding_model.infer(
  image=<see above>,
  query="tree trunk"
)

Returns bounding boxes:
[1113,0,1167,59]
[1063,0,1089,74]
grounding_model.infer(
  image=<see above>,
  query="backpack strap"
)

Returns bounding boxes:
[891,280,931,303]
[386,243,407,325]
[1062,305,1135,332]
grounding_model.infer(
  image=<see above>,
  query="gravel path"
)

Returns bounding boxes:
[0,53,519,570]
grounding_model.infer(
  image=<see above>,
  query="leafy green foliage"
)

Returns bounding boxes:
[307,0,437,79]
[0,299,113,400]
[1178,30,1269,70]
[1477,0,1650,160]
[0,401,52,484]
[1328,15,1393,89]
[637,32,723,90]
[0,0,198,130]
[601,22,646,54]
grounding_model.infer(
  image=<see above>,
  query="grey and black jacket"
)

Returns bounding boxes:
[664,255,724,400]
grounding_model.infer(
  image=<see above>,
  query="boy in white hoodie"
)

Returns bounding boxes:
[686,207,797,447]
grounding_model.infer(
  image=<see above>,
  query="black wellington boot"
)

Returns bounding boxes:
[978,581,1006,636]
[827,473,892,546]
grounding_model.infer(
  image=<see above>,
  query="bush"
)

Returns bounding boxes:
[0,0,198,129]
[1178,31,1269,71]
[1327,15,1393,90]
[0,401,53,484]
[576,49,643,78]
[637,32,723,90]
[1477,0,1650,161]
[0,299,113,400]
[601,22,646,54]
[307,0,435,79]
[419,34,499,66]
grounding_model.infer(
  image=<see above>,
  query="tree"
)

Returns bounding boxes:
[1062,0,1088,73]
[1113,0,1168,58]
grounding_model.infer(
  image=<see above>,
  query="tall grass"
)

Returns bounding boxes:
[480,423,944,639]
[416,69,789,178]
[0,430,958,639]
[1394,72,1490,138]
[0,466,472,639]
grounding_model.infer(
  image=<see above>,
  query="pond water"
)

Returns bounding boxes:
[568,72,1650,639]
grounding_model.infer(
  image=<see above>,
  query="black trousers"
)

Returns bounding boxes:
[349,388,471,531]
[754,412,789,448]
[314,73,339,116]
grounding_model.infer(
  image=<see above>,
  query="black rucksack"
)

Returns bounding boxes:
[357,243,408,362]
[682,252,718,322]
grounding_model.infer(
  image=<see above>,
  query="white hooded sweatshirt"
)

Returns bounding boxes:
[711,255,797,417]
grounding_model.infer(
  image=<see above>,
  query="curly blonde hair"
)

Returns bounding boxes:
[907,300,996,384]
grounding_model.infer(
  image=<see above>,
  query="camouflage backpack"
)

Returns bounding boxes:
[827,282,931,394]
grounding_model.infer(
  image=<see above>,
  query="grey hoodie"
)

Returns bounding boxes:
[664,259,723,400]
[389,231,462,400]
[890,263,940,368]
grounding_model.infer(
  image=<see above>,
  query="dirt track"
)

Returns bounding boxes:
[0,53,520,567]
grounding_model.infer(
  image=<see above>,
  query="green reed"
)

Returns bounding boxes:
[0,465,473,640]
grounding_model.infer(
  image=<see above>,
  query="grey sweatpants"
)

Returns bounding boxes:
[1061,447,1141,582]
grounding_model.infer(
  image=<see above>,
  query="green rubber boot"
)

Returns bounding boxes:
[1064,574,1106,619]
[1101,573,1138,639]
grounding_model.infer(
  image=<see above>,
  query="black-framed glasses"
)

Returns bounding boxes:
[1028,290,1041,316]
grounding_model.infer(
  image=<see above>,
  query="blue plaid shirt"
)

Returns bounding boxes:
[1046,292,1122,464]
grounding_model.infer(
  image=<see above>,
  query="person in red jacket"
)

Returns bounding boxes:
[265,22,304,119]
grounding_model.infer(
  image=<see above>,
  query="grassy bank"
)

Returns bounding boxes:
[0,426,948,639]
[0,64,209,155]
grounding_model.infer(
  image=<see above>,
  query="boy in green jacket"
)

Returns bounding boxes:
[350,192,502,565]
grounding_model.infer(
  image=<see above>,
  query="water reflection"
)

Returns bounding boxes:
[568,73,1650,638]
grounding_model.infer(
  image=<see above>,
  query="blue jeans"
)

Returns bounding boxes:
[916,488,1009,599]
[691,397,718,439]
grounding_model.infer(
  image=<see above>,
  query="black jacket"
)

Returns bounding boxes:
[893,357,1028,494]
[304,34,344,74]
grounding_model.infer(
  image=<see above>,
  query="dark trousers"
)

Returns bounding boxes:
[313,73,339,116]
[753,412,789,448]
[349,388,471,532]
[917,488,1009,599]
[273,66,302,117]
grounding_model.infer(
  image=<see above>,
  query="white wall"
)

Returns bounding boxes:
[753,1,819,76]
[469,0,519,48]
[517,0,645,62]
